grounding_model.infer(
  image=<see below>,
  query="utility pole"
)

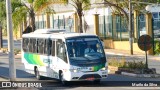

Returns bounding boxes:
[0,24,2,48]
[6,0,16,81]
[103,0,106,39]
[129,0,133,55]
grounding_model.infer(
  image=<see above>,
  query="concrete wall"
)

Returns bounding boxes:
[104,40,144,53]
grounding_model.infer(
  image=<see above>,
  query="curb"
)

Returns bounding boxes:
[16,53,21,56]
[0,75,9,81]
[121,72,160,78]
[0,50,21,55]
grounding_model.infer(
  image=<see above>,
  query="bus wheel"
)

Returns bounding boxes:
[35,67,41,80]
[59,71,66,85]
[93,79,101,84]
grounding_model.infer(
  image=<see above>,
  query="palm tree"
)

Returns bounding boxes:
[63,0,91,33]
[11,0,34,33]
[34,0,92,33]
[22,0,36,32]
[11,0,27,38]
[12,0,64,33]
[12,0,45,32]
[14,0,100,34]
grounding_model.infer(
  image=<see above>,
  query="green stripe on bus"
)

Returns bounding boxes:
[35,54,44,66]
[32,54,38,64]
[29,54,36,64]
[24,53,44,66]
[24,53,32,64]
[93,63,105,71]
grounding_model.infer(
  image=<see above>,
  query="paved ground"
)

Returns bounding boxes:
[105,49,160,61]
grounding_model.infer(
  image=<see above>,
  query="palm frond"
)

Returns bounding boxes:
[34,0,68,13]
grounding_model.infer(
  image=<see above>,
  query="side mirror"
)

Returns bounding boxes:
[101,41,104,48]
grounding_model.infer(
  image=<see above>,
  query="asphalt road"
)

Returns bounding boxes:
[0,54,160,90]
[2,39,21,50]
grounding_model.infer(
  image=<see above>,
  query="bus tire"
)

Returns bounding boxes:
[35,67,42,80]
[59,71,66,85]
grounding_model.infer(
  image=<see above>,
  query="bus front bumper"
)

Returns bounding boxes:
[63,70,108,81]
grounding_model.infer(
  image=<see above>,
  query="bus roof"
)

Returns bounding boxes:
[33,28,66,34]
[22,29,97,39]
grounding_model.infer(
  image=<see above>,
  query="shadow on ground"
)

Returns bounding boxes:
[0,66,35,79]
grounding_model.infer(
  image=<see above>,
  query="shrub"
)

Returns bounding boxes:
[136,61,145,69]
[108,57,119,67]
[154,41,160,55]
[108,57,146,70]
[124,61,146,69]
[108,56,126,67]
[14,49,21,55]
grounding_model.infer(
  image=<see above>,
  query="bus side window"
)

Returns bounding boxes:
[44,39,47,55]
[32,38,37,53]
[26,39,29,52]
[62,43,67,63]
[41,39,45,54]
[29,38,33,53]
[37,39,45,54]
[52,40,55,56]
[37,39,39,53]
[44,39,52,55]
[56,39,67,63]
[48,39,52,55]
[56,40,62,57]
[37,39,40,54]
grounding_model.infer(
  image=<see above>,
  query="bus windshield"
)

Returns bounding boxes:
[66,36,106,67]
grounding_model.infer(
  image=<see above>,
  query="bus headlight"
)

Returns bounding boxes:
[101,67,107,71]
[101,63,108,71]
[69,69,79,72]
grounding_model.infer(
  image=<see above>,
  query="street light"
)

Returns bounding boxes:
[103,0,106,39]
[0,24,2,48]
[6,0,16,81]
[129,0,133,55]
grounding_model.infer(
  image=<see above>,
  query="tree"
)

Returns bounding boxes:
[64,0,91,33]
[12,0,38,32]
[11,0,37,35]
[19,0,92,33]
[34,0,91,33]
[12,0,64,33]
[105,0,160,14]
[22,0,36,32]
[11,0,27,37]
[34,0,64,12]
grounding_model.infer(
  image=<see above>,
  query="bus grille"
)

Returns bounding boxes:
[79,74,101,80]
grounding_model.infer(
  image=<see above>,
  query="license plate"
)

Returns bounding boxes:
[86,77,94,80]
